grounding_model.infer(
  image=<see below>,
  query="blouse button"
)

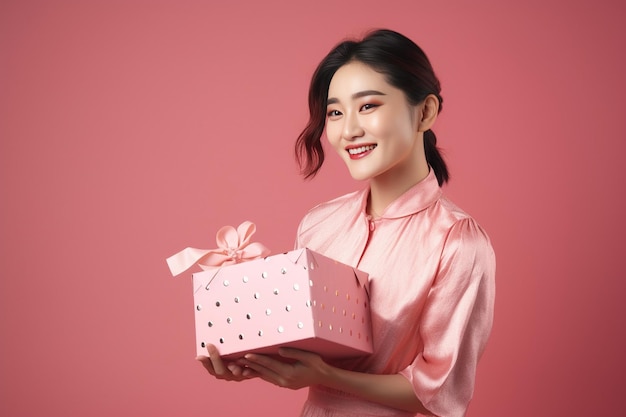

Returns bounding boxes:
[369,221,375,231]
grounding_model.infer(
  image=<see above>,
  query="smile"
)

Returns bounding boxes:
[347,144,377,156]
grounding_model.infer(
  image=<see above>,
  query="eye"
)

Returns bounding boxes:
[327,109,342,118]
[360,103,378,111]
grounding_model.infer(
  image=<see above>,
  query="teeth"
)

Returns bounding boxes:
[348,145,377,155]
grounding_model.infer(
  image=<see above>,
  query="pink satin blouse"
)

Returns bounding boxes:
[295,169,496,417]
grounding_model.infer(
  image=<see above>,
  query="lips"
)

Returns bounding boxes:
[347,144,377,159]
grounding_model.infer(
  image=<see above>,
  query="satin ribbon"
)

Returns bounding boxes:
[166,221,271,276]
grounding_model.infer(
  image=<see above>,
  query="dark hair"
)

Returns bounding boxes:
[295,29,449,186]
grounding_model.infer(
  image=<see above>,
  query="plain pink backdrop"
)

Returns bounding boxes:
[1,1,625,416]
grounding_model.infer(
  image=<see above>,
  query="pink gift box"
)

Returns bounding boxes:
[191,248,373,360]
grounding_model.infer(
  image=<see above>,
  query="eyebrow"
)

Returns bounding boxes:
[326,90,386,106]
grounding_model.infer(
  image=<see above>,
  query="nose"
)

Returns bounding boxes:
[342,111,364,141]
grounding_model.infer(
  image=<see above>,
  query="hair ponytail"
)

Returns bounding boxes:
[424,129,449,186]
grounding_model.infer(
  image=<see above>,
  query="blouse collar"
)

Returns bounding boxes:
[359,168,443,220]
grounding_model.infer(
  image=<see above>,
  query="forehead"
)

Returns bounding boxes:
[328,61,393,98]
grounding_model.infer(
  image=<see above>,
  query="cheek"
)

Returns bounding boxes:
[377,114,414,142]
[367,112,399,138]
[365,116,381,134]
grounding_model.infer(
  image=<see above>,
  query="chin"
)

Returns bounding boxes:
[346,168,376,182]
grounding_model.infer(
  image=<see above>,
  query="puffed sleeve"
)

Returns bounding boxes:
[399,218,496,417]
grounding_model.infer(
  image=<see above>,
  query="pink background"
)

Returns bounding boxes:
[1,1,625,416]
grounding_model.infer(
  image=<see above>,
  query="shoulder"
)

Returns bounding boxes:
[298,189,365,233]
[295,189,366,250]
[435,198,496,282]
[439,196,490,238]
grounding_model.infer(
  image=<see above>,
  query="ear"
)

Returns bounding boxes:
[417,94,439,132]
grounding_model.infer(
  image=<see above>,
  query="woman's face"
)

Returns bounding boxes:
[325,61,425,183]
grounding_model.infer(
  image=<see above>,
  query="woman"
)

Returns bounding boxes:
[197,29,496,417]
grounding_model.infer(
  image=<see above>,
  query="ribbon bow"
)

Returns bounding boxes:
[166,221,271,276]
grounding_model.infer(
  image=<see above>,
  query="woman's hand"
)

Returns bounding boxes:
[238,347,330,390]
[196,344,258,382]
[199,346,427,413]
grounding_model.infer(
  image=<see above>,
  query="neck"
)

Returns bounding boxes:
[367,158,429,218]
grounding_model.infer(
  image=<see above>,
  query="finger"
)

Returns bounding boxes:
[238,357,283,384]
[231,358,259,378]
[243,353,282,365]
[198,353,256,381]
[240,366,260,378]
[243,353,289,374]
[277,348,315,362]
[206,344,229,376]
[227,363,246,377]
[196,355,218,376]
